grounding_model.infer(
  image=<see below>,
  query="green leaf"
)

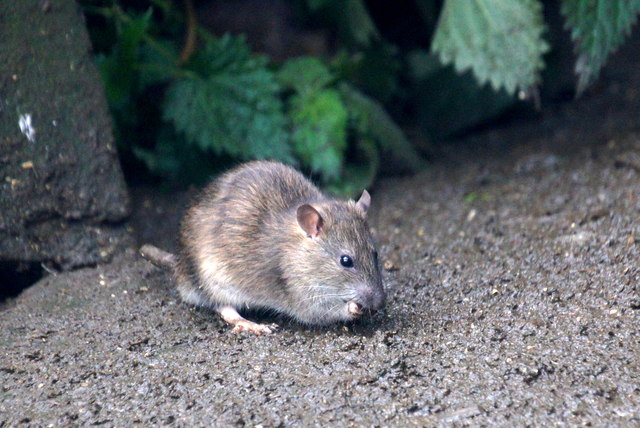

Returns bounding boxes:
[339,83,424,173]
[163,36,292,162]
[278,56,350,181]
[431,0,549,95]
[188,33,266,75]
[340,0,379,46]
[326,136,379,197]
[289,89,348,181]
[97,9,152,107]
[277,57,335,95]
[561,0,640,95]
[138,40,180,89]
[132,127,218,184]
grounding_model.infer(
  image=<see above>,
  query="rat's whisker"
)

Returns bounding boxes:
[319,301,346,319]
[299,292,351,304]
[299,292,347,304]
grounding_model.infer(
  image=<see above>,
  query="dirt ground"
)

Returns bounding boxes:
[2,39,640,427]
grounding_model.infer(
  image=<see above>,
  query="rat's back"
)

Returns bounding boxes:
[213,161,321,213]
[176,161,321,311]
[186,161,321,247]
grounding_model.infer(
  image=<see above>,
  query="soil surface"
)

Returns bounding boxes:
[2,36,640,428]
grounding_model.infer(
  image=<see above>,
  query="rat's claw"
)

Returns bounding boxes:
[231,320,279,335]
[264,323,280,333]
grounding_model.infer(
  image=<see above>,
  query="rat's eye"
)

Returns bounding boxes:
[339,255,354,268]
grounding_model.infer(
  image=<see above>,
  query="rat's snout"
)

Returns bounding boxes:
[347,301,364,316]
[348,284,386,317]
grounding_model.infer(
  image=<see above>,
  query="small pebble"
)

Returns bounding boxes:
[383,260,398,272]
[467,209,477,222]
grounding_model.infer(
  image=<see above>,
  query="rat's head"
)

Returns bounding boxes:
[284,190,385,325]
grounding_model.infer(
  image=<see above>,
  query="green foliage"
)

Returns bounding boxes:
[289,89,347,181]
[432,0,549,95]
[278,58,347,180]
[278,57,335,94]
[82,1,426,194]
[132,127,215,183]
[82,0,640,193]
[164,35,291,162]
[306,0,379,47]
[561,0,640,95]
[339,83,424,173]
[277,57,423,189]
[137,40,180,88]
[431,0,640,97]
[326,136,379,197]
[96,9,152,107]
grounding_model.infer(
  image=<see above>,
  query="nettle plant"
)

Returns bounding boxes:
[83,0,421,194]
[83,0,640,193]
[431,0,640,96]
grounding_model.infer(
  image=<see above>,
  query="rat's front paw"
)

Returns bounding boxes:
[231,320,279,336]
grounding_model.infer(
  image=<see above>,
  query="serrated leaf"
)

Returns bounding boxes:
[163,36,292,162]
[189,33,267,74]
[289,89,348,181]
[432,0,549,95]
[277,57,334,95]
[561,0,640,95]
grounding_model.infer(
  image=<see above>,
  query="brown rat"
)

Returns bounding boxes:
[175,161,385,334]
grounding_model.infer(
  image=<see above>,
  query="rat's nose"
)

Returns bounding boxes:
[348,301,363,316]
[354,284,385,313]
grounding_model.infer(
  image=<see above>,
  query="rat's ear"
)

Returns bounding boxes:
[355,190,371,216]
[297,204,324,238]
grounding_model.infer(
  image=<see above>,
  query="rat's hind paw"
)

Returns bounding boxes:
[231,320,279,336]
[219,305,278,335]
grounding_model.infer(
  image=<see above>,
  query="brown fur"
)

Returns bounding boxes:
[176,161,385,325]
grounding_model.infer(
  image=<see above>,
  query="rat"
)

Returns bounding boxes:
[141,161,385,335]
